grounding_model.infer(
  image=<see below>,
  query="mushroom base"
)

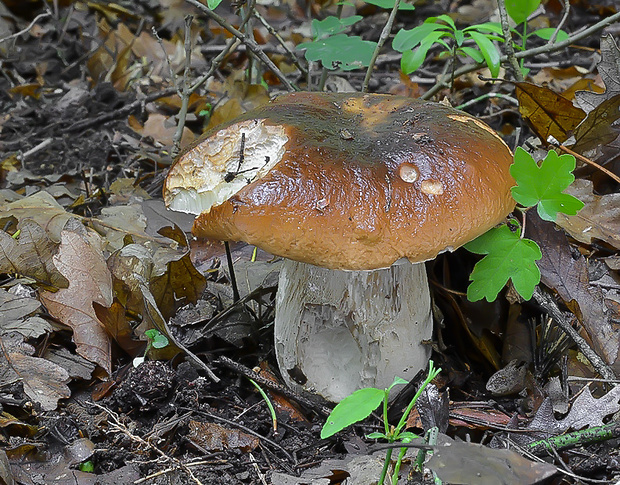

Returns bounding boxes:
[274,259,433,402]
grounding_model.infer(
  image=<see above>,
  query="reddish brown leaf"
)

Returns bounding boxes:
[526,214,620,372]
[40,222,114,375]
[188,421,259,452]
[515,82,586,144]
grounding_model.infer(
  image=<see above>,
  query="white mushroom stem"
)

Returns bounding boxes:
[274,258,433,402]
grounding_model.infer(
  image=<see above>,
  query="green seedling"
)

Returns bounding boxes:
[322,361,442,485]
[505,0,569,76]
[393,15,503,78]
[466,149,584,302]
[133,329,170,367]
[248,378,278,434]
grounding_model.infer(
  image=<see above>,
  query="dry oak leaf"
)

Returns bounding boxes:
[575,34,620,113]
[515,82,586,144]
[0,191,73,243]
[40,221,113,375]
[555,179,620,249]
[0,333,70,411]
[0,219,68,288]
[526,213,619,371]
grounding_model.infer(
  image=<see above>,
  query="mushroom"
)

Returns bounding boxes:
[163,92,515,402]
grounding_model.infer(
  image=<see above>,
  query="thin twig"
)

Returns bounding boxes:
[421,10,620,99]
[548,0,571,45]
[253,9,307,75]
[362,0,401,92]
[0,12,51,43]
[90,402,204,485]
[497,0,524,81]
[172,15,194,158]
[216,355,333,417]
[184,0,297,91]
[532,287,616,381]
[557,144,620,184]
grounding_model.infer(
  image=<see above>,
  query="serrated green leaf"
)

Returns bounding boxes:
[465,223,542,302]
[510,148,584,221]
[365,0,415,10]
[468,31,500,77]
[532,28,569,43]
[321,387,385,439]
[505,0,540,25]
[299,34,377,71]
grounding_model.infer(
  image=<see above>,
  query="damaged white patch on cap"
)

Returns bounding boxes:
[164,119,287,214]
[399,163,419,183]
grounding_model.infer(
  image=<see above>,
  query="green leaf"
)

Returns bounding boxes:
[468,31,500,77]
[207,0,223,9]
[311,16,363,39]
[392,22,448,52]
[505,0,540,25]
[398,431,419,442]
[299,34,377,71]
[510,148,585,221]
[465,223,542,302]
[532,28,569,43]
[459,46,484,63]
[426,14,456,31]
[321,387,385,439]
[365,0,415,10]
[367,432,388,439]
[399,30,447,73]
[464,22,503,35]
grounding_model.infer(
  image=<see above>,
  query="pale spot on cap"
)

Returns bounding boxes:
[399,163,419,183]
[421,180,444,195]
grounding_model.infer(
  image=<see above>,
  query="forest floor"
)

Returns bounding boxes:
[1,0,620,484]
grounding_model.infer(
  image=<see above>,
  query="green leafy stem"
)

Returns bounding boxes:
[465,148,584,302]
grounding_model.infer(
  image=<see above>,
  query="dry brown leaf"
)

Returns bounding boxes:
[129,113,195,148]
[0,220,68,288]
[0,333,70,411]
[526,214,620,372]
[555,179,620,249]
[188,421,259,452]
[427,440,557,485]
[572,92,620,155]
[515,82,586,144]
[93,300,144,357]
[151,226,206,320]
[0,289,52,339]
[0,191,73,243]
[40,221,114,375]
[575,35,620,113]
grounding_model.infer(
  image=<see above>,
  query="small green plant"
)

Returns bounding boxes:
[505,0,569,76]
[321,361,442,485]
[392,15,503,78]
[298,15,378,71]
[133,329,170,367]
[465,148,584,302]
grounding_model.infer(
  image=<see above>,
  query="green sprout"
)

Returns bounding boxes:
[133,329,170,367]
[322,361,442,485]
[393,15,503,79]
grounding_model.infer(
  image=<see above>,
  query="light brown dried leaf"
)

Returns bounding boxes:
[0,220,68,288]
[40,222,113,375]
[555,179,620,249]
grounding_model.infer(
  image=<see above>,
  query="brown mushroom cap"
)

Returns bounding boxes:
[164,92,515,270]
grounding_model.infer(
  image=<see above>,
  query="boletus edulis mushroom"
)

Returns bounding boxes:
[163,92,515,402]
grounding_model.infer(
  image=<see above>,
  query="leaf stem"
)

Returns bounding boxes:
[362,0,401,92]
[421,10,620,99]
